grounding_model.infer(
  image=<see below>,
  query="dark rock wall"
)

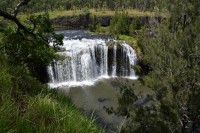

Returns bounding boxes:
[116,46,130,76]
[107,47,114,75]
[53,15,92,29]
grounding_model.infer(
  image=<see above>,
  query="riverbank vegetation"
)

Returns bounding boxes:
[89,11,143,56]
[106,1,200,133]
[0,59,103,132]
[0,1,103,132]
[19,9,159,19]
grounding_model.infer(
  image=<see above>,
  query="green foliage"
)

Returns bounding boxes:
[20,0,157,12]
[110,12,130,36]
[0,2,103,132]
[0,55,103,133]
[133,17,142,30]
[81,7,90,16]
[1,13,63,82]
[15,94,102,133]
[0,0,165,14]
[89,15,100,32]
[106,40,117,49]
[108,0,200,133]
[129,17,142,37]
[95,26,109,34]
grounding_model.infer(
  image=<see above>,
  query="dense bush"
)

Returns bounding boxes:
[110,12,130,36]
[89,15,100,32]
[106,0,200,132]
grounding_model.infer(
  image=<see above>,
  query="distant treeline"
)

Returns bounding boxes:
[0,0,171,13]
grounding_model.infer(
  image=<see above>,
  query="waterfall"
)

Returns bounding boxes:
[48,31,138,87]
[112,43,117,76]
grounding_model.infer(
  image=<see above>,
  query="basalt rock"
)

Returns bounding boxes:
[53,15,91,29]
[98,98,109,102]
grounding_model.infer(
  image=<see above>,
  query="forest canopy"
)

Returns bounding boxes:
[106,0,200,133]
[0,0,169,13]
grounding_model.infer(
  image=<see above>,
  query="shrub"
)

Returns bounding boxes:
[110,12,130,36]
[89,15,100,32]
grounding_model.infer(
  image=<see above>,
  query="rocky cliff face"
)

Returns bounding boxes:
[53,15,91,29]
[52,15,162,29]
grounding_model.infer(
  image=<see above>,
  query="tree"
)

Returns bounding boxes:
[110,12,130,36]
[0,0,63,83]
[107,0,200,132]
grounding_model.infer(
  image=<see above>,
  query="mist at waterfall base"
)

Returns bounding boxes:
[47,30,138,88]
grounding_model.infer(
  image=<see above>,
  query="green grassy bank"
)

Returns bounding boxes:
[0,57,103,133]
[0,82,104,133]
[20,9,165,19]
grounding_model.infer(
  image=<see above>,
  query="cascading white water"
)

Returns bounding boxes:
[112,43,117,76]
[121,42,138,78]
[48,30,138,88]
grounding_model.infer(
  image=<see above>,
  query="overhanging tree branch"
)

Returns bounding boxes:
[0,0,34,35]
[0,0,58,46]
[0,10,30,34]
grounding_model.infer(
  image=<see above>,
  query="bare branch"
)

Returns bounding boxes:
[13,0,30,17]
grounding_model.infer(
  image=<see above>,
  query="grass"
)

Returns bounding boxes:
[19,8,167,19]
[0,87,103,133]
[118,34,141,57]
[0,58,104,133]
[89,9,156,17]
[118,34,137,44]
[0,17,103,132]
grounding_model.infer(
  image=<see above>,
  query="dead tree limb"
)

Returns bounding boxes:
[13,0,30,17]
